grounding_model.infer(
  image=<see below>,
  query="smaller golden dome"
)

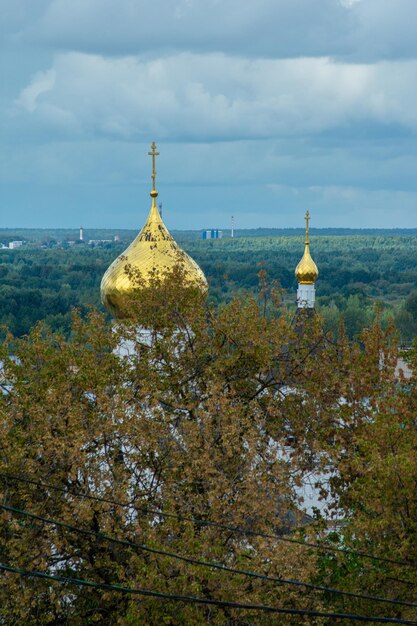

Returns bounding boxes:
[295,210,318,285]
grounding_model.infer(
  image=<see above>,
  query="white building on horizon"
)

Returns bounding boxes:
[9,241,24,249]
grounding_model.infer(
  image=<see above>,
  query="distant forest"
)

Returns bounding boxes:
[2,226,417,242]
[1,229,417,342]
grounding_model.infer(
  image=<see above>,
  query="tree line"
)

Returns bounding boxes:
[1,233,417,341]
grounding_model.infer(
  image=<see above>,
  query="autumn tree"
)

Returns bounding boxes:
[0,272,415,624]
[321,324,417,621]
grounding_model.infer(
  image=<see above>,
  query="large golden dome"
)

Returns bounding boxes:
[101,143,208,318]
[295,210,318,285]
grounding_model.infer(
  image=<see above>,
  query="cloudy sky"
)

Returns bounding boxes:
[2,0,417,229]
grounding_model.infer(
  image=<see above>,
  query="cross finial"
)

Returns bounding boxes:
[305,210,310,244]
[148,141,159,198]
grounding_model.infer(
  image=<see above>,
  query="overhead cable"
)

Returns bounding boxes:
[0,563,416,624]
[2,503,416,609]
[1,472,415,569]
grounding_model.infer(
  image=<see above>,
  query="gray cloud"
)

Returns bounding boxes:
[2,133,417,228]
[16,0,417,62]
[351,0,417,61]
[14,52,417,143]
[0,0,50,38]
[23,0,353,58]
[3,0,417,228]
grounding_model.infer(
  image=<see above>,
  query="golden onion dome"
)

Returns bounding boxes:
[295,210,318,285]
[101,143,208,318]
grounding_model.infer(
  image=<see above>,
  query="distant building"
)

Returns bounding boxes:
[80,226,84,241]
[88,239,113,246]
[202,229,223,240]
[9,241,24,249]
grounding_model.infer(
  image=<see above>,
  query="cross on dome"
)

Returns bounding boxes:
[148,142,160,198]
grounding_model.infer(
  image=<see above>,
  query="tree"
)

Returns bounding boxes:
[342,294,371,339]
[322,323,417,620]
[405,291,417,320]
[395,291,417,344]
[0,273,415,624]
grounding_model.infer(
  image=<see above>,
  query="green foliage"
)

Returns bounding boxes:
[1,231,417,341]
[0,247,117,337]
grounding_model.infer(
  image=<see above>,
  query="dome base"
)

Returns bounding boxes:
[297,283,315,309]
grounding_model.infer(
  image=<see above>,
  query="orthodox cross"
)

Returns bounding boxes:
[305,210,310,244]
[148,142,159,192]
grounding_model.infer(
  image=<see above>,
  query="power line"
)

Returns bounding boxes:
[1,472,415,569]
[2,503,416,610]
[0,563,416,624]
